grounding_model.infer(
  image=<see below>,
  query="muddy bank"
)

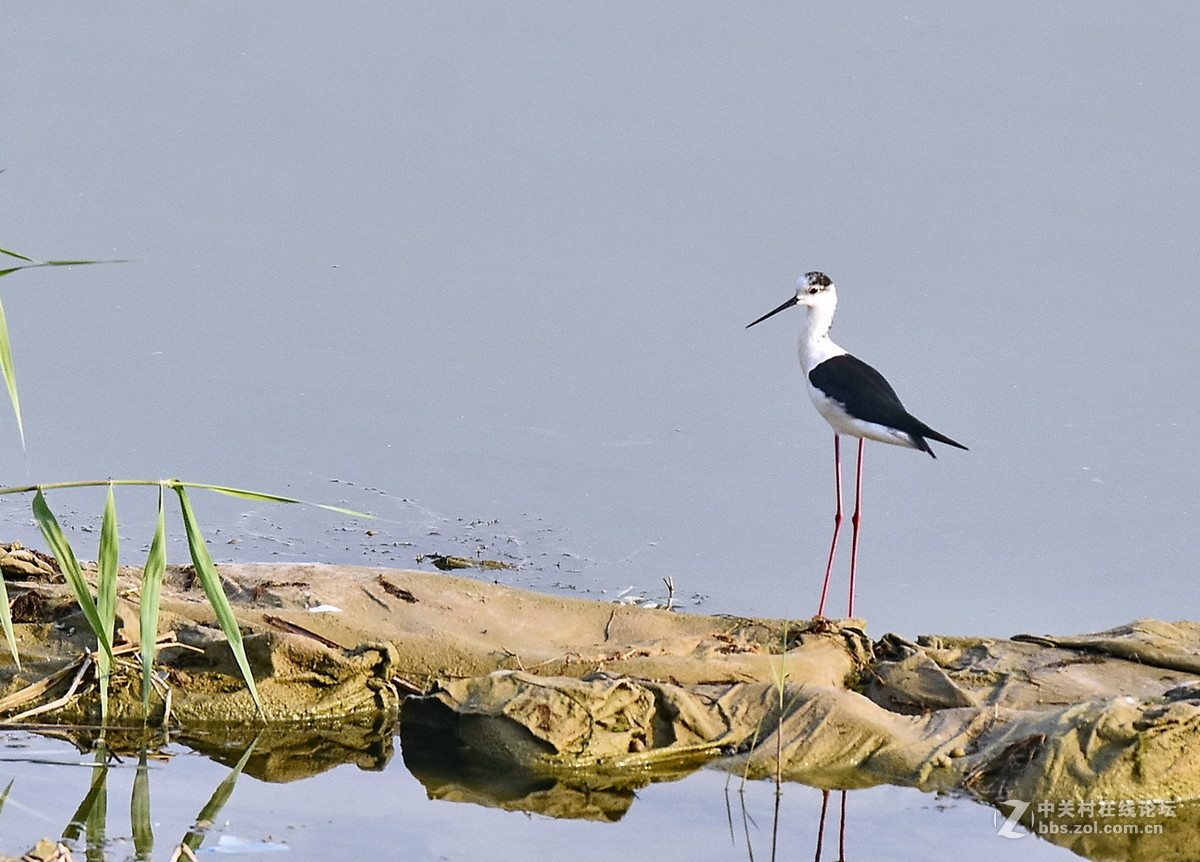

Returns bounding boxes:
[2,557,1200,860]
[407,624,1200,800]
[0,559,859,723]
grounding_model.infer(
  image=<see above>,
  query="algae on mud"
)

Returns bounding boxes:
[2,558,1200,861]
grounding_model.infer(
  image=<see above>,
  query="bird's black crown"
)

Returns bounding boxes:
[805,271,832,288]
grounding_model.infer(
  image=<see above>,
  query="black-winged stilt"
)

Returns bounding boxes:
[747,271,967,617]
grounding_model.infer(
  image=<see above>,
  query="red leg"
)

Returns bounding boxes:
[838,789,848,860]
[847,439,865,617]
[816,434,842,617]
[814,788,830,861]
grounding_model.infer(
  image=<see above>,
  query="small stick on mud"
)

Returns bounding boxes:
[393,676,427,696]
[8,654,93,722]
[498,647,526,671]
[604,608,617,642]
[376,575,418,603]
[663,576,675,611]
[360,585,390,609]
[262,614,346,650]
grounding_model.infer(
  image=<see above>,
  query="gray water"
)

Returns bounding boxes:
[2,3,1197,858]
[0,730,1073,861]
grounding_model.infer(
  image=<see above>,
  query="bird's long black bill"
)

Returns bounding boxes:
[745,295,799,329]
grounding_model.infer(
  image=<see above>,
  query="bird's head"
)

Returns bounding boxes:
[746,271,836,329]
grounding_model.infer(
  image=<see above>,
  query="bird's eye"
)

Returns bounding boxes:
[807,286,820,294]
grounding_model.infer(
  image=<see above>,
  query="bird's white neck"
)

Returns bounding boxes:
[798,295,845,373]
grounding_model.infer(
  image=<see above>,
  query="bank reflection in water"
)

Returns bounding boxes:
[397,704,1198,862]
[401,702,853,857]
[3,718,1194,862]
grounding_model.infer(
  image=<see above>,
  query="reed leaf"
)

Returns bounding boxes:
[31,490,113,661]
[177,480,369,517]
[132,750,154,859]
[181,737,258,852]
[0,561,18,669]
[0,258,126,278]
[0,250,125,447]
[174,485,264,717]
[0,479,370,518]
[0,247,36,263]
[64,742,108,844]
[96,484,120,721]
[0,248,125,446]
[0,778,13,816]
[0,296,25,448]
[140,486,168,713]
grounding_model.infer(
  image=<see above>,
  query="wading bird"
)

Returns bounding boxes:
[747,271,967,617]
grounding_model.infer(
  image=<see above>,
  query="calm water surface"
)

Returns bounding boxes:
[0,730,1073,861]
[2,2,1197,857]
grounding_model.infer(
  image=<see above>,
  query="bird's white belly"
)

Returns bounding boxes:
[807,385,919,449]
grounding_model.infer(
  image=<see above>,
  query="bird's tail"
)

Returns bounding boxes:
[910,419,968,458]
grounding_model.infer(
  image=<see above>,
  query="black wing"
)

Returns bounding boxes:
[808,354,967,456]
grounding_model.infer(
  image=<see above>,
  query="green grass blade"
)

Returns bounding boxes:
[140,485,168,714]
[0,778,13,815]
[32,490,113,661]
[85,744,109,854]
[0,479,168,495]
[0,480,373,518]
[0,560,19,670]
[132,750,153,859]
[0,258,129,278]
[63,742,108,844]
[0,295,26,448]
[96,484,120,723]
[174,485,264,717]
[0,247,36,262]
[181,737,258,851]
[177,480,372,517]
